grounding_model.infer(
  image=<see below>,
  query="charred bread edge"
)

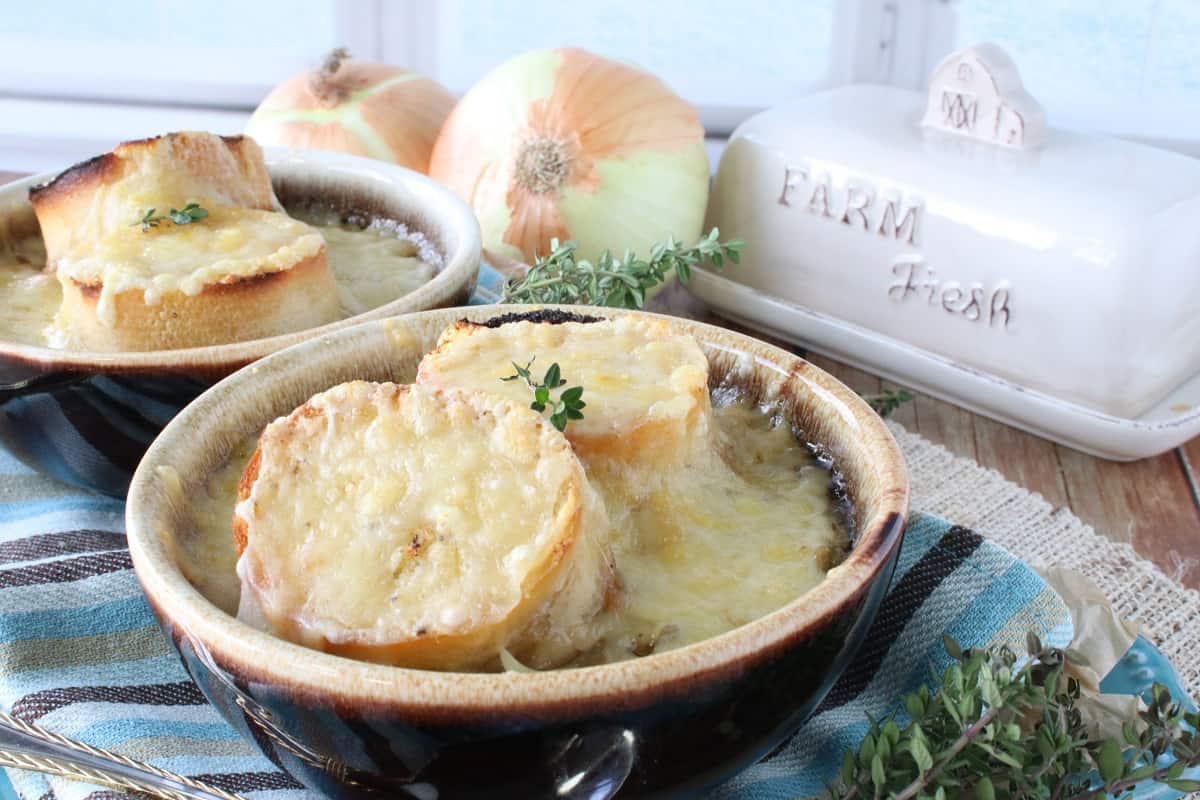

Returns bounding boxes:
[469,309,603,329]
[28,134,251,201]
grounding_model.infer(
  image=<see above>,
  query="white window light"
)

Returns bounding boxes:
[0,0,1196,173]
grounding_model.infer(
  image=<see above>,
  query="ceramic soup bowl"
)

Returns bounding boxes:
[125,305,909,799]
[0,149,481,495]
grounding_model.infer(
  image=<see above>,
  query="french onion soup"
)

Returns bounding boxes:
[0,131,438,351]
[186,316,851,672]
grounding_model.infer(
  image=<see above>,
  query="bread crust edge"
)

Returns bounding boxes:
[58,248,340,351]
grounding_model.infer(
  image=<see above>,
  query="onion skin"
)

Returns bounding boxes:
[429,48,710,265]
[247,53,457,174]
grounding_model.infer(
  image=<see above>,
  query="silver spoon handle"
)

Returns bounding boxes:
[0,710,245,800]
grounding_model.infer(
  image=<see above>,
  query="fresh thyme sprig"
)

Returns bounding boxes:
[501,228,744,308]
[861,388,913,418]
[132,202,209,232]
[501,358,585,432]
[824,633,1200,800]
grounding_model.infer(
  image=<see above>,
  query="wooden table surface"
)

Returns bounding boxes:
[4,168,1198,591]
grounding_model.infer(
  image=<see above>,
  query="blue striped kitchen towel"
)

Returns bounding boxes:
[0,263,1077,798]
[0,467,1073,800]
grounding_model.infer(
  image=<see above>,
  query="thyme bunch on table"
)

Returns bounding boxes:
[861,389,913,419]
[824,634,1200,800]
[500,228,744,308]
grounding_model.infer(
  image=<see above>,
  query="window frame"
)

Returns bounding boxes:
[0,1,373,108]
[375,0,895,137]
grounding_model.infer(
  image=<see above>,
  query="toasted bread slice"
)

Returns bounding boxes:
[54,206,337,351]
[233,382,614,671]
[416,316,714,477]
[30,132,280,265]
[29,132,340,351]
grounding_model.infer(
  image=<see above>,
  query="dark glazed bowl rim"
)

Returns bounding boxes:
[125,306,908,722]
[0,149,482,376]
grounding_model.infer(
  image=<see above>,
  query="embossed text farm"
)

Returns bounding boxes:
[776,162,1013,330]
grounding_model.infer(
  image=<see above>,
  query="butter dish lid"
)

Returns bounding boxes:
[755,50,1200,233]
[696,43,1200,459]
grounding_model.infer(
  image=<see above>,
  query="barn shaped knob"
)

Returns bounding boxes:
[921,43,1046,150]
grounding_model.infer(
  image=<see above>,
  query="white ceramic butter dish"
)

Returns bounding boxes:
[695,44,1200,460]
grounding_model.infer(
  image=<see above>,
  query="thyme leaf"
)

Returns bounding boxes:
[132,202,209,232]
[501,358,585,432]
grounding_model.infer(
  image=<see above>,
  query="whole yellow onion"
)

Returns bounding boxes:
[429,48,710,264]
[246,49,457,173]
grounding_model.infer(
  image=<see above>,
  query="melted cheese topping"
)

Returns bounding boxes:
[419,319,846,663]
[320,224,434,317]
[0,237,64,348]
[580,399,845,663]
[187,392,846,670]
[0,220,436,349]
[417,318,712,476]
[34,132,280,271]
[233,382,611,670]
[57,207,325,325]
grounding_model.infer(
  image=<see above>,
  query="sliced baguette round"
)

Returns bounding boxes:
[55,207,339,351]
[233,381,614,671]
[416,316,714,476]
[30,131,281,266]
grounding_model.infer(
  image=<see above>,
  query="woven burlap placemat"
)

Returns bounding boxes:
[891,421,1200,699]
